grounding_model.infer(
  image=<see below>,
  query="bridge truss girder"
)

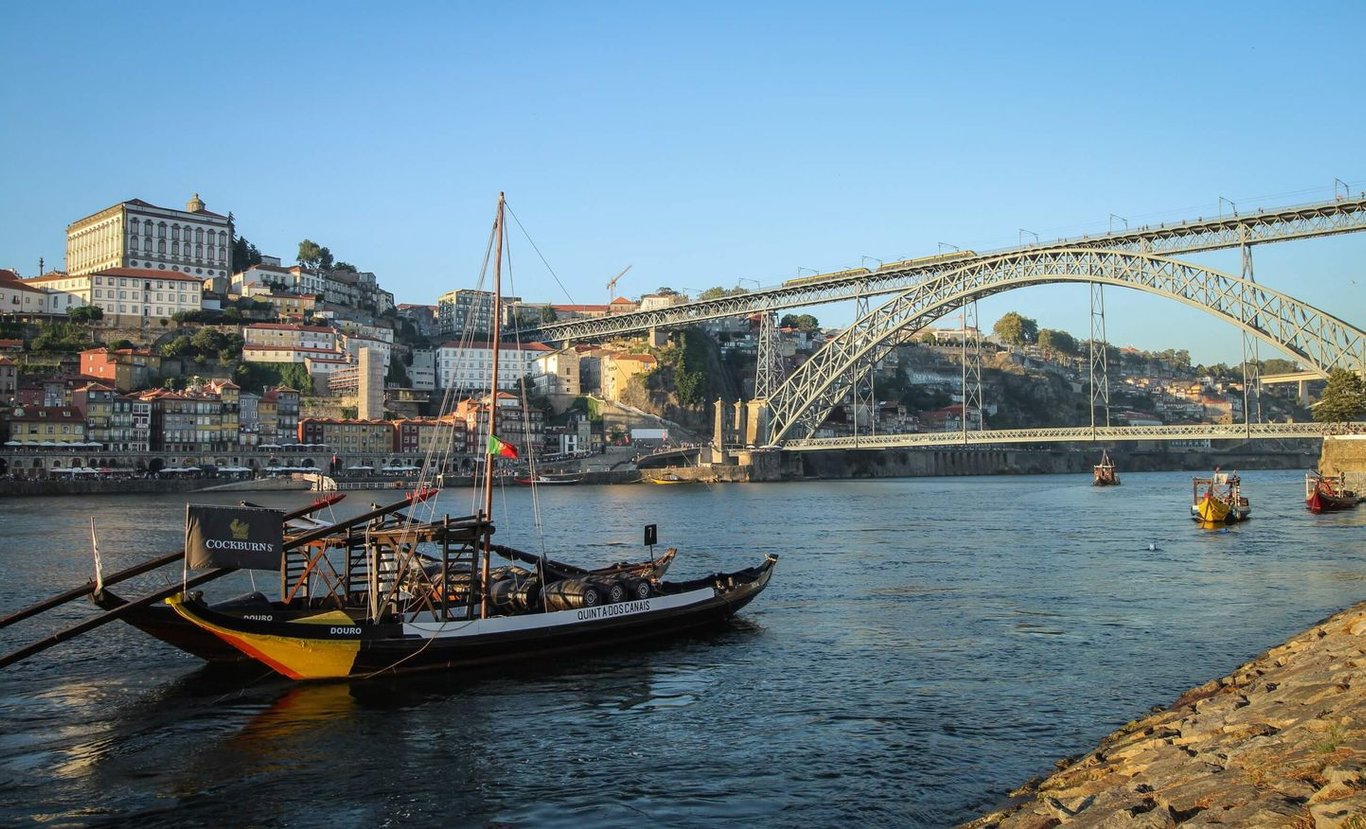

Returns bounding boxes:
[758,248,1366,445]
[782,421,1351,451]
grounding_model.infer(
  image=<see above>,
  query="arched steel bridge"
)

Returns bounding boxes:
[757,249,1366,444]
[523,195,1366,343]
[516,194,1366,449]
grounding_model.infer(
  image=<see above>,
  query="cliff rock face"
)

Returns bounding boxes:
[962,601,1366,828]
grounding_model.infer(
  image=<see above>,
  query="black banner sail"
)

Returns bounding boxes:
[185,505,284,571]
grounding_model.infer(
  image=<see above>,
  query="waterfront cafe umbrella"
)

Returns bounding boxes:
[346,465,374,471]
[40,441,56,447]
[4,441,19,446]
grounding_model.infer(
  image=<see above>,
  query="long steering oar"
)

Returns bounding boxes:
[0,494,346,631]
[0,489,439,669]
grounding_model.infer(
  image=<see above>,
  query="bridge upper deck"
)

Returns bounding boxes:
[525,195,1366,343]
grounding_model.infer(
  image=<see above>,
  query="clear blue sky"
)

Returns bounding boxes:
[2,1,1363,366]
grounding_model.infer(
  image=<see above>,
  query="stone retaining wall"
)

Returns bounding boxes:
[962,602,1366,827]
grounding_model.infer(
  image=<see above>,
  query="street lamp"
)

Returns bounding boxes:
[1018,229,1038,247]
[795,267,818,278]
[1109,214,1128,233]
[860,256,883,269]
[937,242,960,254]
[1219,196,1237,217]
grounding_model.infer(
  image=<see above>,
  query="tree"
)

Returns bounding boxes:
[332,261,358,273]
[993,312,1038,346]
[68,305,104,324]
[540,305,558,323]
[160,335,194,358]
[297,239,334,270]
[1261,358,1300,375]
[698,286,748,300]
[231,235,263,271]
[779,313,821,332]
[1037,328,1077,356]
[1314,369,1366,422]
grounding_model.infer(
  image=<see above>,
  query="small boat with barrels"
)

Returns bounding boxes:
[1092,450,1120,486]
[1306,472,1363,514]
[1191,469,1251,525]
[645,471,695,485]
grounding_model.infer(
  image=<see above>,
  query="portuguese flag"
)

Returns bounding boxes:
[488,434,519,459]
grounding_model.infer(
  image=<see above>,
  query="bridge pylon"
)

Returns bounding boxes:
[754,311,785,400]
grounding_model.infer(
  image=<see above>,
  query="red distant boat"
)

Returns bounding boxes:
[1092,450,1120,487]
[1306,473,1362,513]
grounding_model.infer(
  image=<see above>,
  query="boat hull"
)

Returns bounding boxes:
[1308,491,1361,513]
[169,555,777,680]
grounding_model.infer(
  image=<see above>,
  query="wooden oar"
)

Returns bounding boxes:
[0,570,228,669]
[0,494,346,630]
[0,488,442,668]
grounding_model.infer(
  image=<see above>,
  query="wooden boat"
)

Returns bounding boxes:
[1306,473,1363,513]
[93,501,678,664]
[1191,470,1251,525]
[513,472,582,486]
[167,195,776,680]
[1092,450,1120,487]
[646,471,695,485]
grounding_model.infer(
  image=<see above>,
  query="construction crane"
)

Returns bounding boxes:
[606,265,632,302]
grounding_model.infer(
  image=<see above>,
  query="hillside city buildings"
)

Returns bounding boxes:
[0,190,1316,479]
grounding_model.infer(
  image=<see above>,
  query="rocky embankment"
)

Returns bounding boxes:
[963,602,1366,828]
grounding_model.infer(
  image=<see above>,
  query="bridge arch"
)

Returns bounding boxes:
[760,248,1366,444]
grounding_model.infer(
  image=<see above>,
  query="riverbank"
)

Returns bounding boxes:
[961,600,1366,827]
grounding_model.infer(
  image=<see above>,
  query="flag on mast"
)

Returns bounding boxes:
[488,434,519,459]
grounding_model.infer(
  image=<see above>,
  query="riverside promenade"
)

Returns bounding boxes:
[963,600,1366,828]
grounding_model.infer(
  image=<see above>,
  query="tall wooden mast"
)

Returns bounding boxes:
[479,193,505,619]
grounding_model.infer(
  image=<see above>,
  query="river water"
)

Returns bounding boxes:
[1,470,1363,827]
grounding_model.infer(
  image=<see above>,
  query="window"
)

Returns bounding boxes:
[158,222,167,238]
[172,242,179,256]
[158,240,166,254]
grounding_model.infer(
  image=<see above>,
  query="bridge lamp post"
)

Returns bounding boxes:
[1018,229,1039,247]
[860,256,883,269]
[1335,178,1350,201]
[1109,214,1128,233]
[736,278,760,291]
[1219,196,1237,218]
[795,267,818,279]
